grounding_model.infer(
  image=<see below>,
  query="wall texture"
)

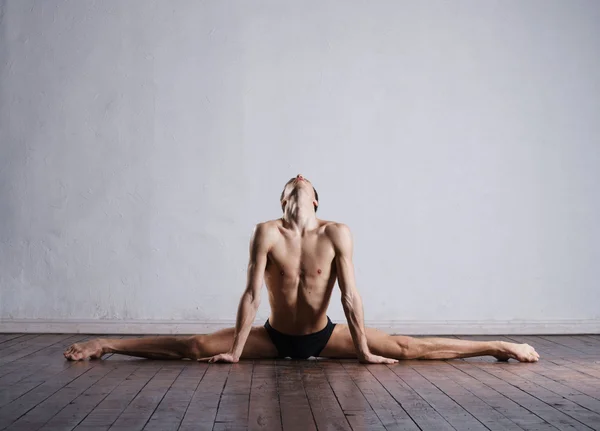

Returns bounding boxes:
[1,0,599,334]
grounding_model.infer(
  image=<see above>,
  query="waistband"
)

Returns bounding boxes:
[264,316,333,338]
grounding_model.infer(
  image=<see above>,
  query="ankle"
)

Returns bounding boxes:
[97,338,111,354]
[495,341,507,356]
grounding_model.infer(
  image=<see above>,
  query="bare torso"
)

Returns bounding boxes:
[262,218,339,335]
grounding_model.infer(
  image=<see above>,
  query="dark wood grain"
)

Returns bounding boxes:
[72,362,162,430]
[433,359,557,430]
[39,364,139,431]
[108,363,184,430]
[143,363,208,431]
[389,361,489,430]
[341,361,420,430]
[367,362,455,430]
[0,335,28,345]
[0,359,104,429]
[408,360,524,430]
[303,361,353,431]
[0,334,41,352]
[248,360,282,431]
[6,361,118,430]
[0,334,597,430]
[449,360,591,430]
[0,334,93,386]
[276,361,317,431]
[179,364,232,431]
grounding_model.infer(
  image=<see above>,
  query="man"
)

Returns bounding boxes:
[64,175,540,363]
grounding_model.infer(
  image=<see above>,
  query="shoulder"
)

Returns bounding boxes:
[323,221,353,250]
[252,219,282,242]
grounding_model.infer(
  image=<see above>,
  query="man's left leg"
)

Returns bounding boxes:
[319,324,540,362]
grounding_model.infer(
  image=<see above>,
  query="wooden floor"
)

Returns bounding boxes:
[0,334,599,430]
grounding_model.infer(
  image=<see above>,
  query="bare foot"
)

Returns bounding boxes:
[495,341,540,362]
[63,339,106,361]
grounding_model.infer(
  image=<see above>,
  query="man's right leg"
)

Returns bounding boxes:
[63,326,278,361]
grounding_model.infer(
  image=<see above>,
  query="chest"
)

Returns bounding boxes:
[267,234,336,278]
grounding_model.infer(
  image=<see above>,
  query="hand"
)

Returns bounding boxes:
[358,353,398,364]
[198,352,240,363]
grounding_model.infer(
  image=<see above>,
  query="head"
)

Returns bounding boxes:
[280,174,319,213]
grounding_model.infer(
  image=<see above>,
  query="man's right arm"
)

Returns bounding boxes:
[198,223,269,363]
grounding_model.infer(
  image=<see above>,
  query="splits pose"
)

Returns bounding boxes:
[65,175,540,364]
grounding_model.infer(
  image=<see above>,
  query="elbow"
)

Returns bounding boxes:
[245,290,261,310]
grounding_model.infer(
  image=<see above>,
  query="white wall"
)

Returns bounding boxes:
[1,0,599,334]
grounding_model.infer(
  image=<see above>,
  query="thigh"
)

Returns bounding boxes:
[319,324,404,359]
[201,326,278,359]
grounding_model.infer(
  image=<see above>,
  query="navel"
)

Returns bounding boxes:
[280,270,285,276]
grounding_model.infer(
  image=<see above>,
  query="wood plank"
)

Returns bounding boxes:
[389,361,489,430]
[0,359,106,429]
[0,335,121,410]
[585,335,600,344]
[0,334,27,345]
[248,360,282,431]
[302,361,353,431]
[0,334,92,386]
[5,362,118,430]
[469,335,600,405]
[503,335,600,403]
[212,423,248,431]
[178,364,232,431]
[214,362,253,429]
[505,335,600,381]
[522,336,599,366]
[469,361,600,429]
[433,360,557,430]
[539,336,600,355]
[367,363,455,430]
[449,360,591,431]
[37,364,139,431]
[143,363,208,431]
[408,360,524,430]
[573,335,600,348]
[0,334,77,366]
[320,361,386,431]
[276,360,317,431]
[0,334,597,431]
[72,362,162,430]
[341,362,420,431]
[0,334,42,355]
[108,363,184,430]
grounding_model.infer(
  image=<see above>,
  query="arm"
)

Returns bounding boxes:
[199,223,269,363]
[331,224,397,364]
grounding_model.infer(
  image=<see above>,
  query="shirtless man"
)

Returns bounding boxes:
[64,175,540,363]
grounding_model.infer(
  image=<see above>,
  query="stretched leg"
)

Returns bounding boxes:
[63,326,278,361]
[320,324,540,362]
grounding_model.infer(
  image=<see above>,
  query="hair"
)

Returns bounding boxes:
[280,178,319,213]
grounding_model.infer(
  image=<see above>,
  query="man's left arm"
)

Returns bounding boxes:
[331,224,397,364]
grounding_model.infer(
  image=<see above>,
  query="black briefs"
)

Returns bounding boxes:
[264,316,337,359]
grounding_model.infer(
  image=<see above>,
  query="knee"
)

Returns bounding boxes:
[394,337,424,360]
[186,335,206,360]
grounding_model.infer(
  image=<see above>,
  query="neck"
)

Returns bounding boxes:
[282,199,318,232]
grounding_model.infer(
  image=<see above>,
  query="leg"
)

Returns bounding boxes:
[320,324,540,362]
[63,326,278,361]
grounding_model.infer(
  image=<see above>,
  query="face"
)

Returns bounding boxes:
[281,174,318,211]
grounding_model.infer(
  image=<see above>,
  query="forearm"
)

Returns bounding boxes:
[342,292,370,357]
[230,291,259,358]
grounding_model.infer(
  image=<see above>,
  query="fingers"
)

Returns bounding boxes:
[197,354,229,363]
